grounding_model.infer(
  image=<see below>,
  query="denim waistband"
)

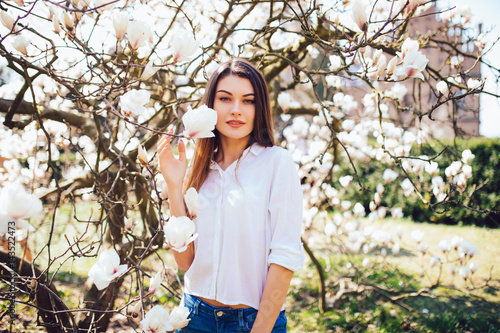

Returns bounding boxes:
[182,293,258,322]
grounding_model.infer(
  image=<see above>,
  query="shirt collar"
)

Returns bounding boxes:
[209,143,266,170]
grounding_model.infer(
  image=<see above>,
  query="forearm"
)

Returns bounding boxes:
[251,264,294,333]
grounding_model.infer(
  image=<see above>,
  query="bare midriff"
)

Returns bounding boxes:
[198,296,252,309]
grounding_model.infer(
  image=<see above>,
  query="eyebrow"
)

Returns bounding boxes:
[216,89,255,97]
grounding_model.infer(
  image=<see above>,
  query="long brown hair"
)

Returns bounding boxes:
[185,59,275,191]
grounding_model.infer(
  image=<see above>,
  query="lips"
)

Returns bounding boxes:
[226,120,245,127]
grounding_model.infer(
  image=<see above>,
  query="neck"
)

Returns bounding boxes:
[216,136,251,170]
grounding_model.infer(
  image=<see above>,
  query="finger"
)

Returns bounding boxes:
[178,139,187,163]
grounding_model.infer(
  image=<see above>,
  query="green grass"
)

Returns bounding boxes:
[286,218,500,333]
[2,203,499,332]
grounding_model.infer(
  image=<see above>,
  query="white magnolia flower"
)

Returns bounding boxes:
[324,222,337,237]
[339,175,353,188]
[397,38,419,60]
[410,229,425,243]
[148,271,162,295]
[277,92,291,111]
[113,12,129,40]
[450,55,464,67]
[127,21,152,50]
[424,161,439,176]
[137,145,149,167]
[353,202,366,217]
[451,235,463,250]
[383,169,399,183]
[445,161,462,178]
[0,10,15,31]
[155,174,168,199]
[52,15,62,34]
[436,81,449,96]
[63,11,74,31]
[140,59,161,80]
[391,207,404,219]
[391,50,429,81]
[351,0,368,31]
[119,89,151,117]
[407,0,425,12]
[171,30,199,62]
[164,216,198,252]
[0,182,42,234]
[461,149,475,164]
[88,248,128,290]
[329,55,342,71]
[182,105,218,139]
[140,305,173,333]
[438,240,451,253]
[462,164,472,179]
[170,305,191,330]
[386,56,399,75]
[184,187,199,218]
[94,0,116,13]
[459,240,477,256]
[469,262,478,274]
[458,266,471,280]
[467,78,481,90]
[124,217,134,231]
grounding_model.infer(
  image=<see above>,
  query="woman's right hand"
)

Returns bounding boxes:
[157,131,187,191]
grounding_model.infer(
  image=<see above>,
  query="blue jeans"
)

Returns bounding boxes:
[176,293,287,332]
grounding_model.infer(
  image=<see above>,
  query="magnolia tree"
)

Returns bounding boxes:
[0,0,499,331]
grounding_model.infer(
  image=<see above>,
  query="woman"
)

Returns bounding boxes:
[157,59,304,333]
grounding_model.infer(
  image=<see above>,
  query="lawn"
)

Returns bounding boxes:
[1,202,499,332]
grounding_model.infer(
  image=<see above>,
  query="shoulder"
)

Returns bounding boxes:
[258,145,297,170]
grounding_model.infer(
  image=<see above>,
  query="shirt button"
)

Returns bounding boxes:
[216,311,223,317]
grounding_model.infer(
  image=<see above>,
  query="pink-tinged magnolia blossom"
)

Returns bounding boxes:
[88,248,128,290]
[127,21,151,50]
[397,38,420,60]
[113,12,129,40]
[140,305,174,333]
[119,89,151,117]
[12,0,24,6]
[0,182,42,234]
[140,59,160,80]
[383,169,399,183]
[63,11,74,31]
[0,10,15,31]
[184,187,199,218]
[391,50,429,81]
[182,105,218,139]
[12,35,29,55]
[163,216,198,252]
[52,15,62,34]
[171,30,199,63]
[170,305,191,330]
[406,0,425,13]
[351,0,368,31]
[148,271,162,295]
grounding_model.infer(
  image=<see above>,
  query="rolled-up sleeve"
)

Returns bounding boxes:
[267,149,304,272]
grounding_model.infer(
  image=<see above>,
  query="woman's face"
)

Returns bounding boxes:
[213,75,256,145]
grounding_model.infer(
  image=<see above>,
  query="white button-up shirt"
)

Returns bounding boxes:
[184,143,304,309]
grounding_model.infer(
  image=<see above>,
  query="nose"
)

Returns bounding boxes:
[230,100,241,116]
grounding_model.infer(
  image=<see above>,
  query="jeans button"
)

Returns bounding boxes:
[216,311,223,317]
